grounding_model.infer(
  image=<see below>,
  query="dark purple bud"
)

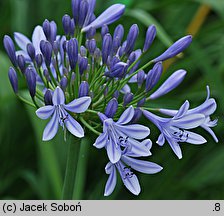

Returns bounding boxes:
[60,76,68,91]
[112,37,120,55]
[118,41,126,57]
[137,98,145,107]
[62,14,71,35]
[43,69,50,81]
[27,43,36,61]
[123,92,133,106]
[53,41,59,55]
[113,24,124,44]
[40,40,53,67]
[145,62,163,92]
[25,67,36,98]
[137,70,146,88]
[125,24,139,55]
[153,35,193,62]
[94,48,101,60]
[105,62,127,78]
[86,27,96,39]
[44,89,53,105]
[103,84,109,96]
[130,108,142,123]
[128,52,136,66]
[80,45,87,57]
[79,0,89,27]
[70,19,75,36]
[79,57,88,75]
[62,40,68,52]
[113,90,119,99]
[143,25,156,52]
[110,56,120,67]
[50,21,57,43]
[105,98,118,118]
[17,55,26,73]
[71,72,76,85]
[8,67,18,93]
[3,35,17,67]
[63,67,68,76]
[72,0,81,24]
[101,25,109,38]
[78,81,89,97]
[35,54,43,67]
[43,19,51,41]
[87,39,97,55]
[67,38,78,70]
[102,33,112,64]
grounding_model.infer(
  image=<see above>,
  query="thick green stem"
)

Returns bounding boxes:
[62,136,81,199]
[73,136,90,199]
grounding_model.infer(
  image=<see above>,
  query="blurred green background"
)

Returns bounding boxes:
[0,0,224,200]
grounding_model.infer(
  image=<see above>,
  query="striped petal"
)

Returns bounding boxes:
[42,111,59,141]
[36,105,54,119]
[52,87,65,105]
[64,96,91,113]
[186,131,207,144]
[93,132,108,149]
[106,138,121,163]
[14,32,31,51]
[65,114,84,138]
[32,25,46,53]
[117,106,134,124]
[104,163,117,196]
[166,137,182,159]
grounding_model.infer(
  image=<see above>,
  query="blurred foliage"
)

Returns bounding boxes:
[0,0,224,200]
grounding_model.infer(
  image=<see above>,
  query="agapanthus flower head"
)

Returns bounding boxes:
[4,0,218,197]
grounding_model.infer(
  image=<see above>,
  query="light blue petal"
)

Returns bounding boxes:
[65,114,84,138]
[123,174,140,195]
[104,164,117,196]
[64,97,91,113]
[14,32,31,51]
[173,100,189,120]
[106,138,121,163]
[32,25,46,53]
[93,132,108,149]
[120,84,131,94]
[122,155,163,174]
[172,114,205,129]
[166,137,182,159]
[36,105,54,119]
[117,106,134,124]
[159,108,177,116]
[156,133,165,146]
[115,124,150,139]
[201,124,218,143]
[52,87,65,105]
[82,4,125,32]
[149,69,186,100]
[185,131,207,144]
[42,111,59,141]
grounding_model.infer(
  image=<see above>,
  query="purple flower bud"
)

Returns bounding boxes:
[87,39,97,55]
[43,69,50,81]
[101,25,109,39]
[35,54,43,67]
[145,62,163,92]
[137,98,146,107]
[105,62,127,78]
[123,92,133,106]
[102,33,112,64]
[79,0,89,27]
[128,52,136,66]
[80,45,87,57]
[70,19,76,36]
[62,14,71,35]
[17,55,26,73]
[78,81,89,97]
[8,67,18,93]
[3,35,17,67]
[27,43,36,60]
[43,19,51,41]
[153,35,192,62]
[63,67,68,76]
[105,98,118,118]
[79,57,88,75]
[149,69,187,100]
[113,90,119,99]
[71,72,76,85]
[72,0,81,24]
[137,70,146,87]
[125,24,139,55]
[60,76,68,91]
[25,67,36,98]
[50,21,57,44]
[103,84,109,96]
[53,41,59,55]
[40,40,52,67]
[94,48,101,60]
[113,24,124,45]
[86,27,96,39]
[143,25,156,52]
[118,41,126,57]
[67,38,78,70]
[130,108,142,123]
[112,37,120,55]
[44,89,53,105]
[82,4,125,32]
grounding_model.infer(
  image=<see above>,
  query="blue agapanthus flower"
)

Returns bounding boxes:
[4,0,218,197]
